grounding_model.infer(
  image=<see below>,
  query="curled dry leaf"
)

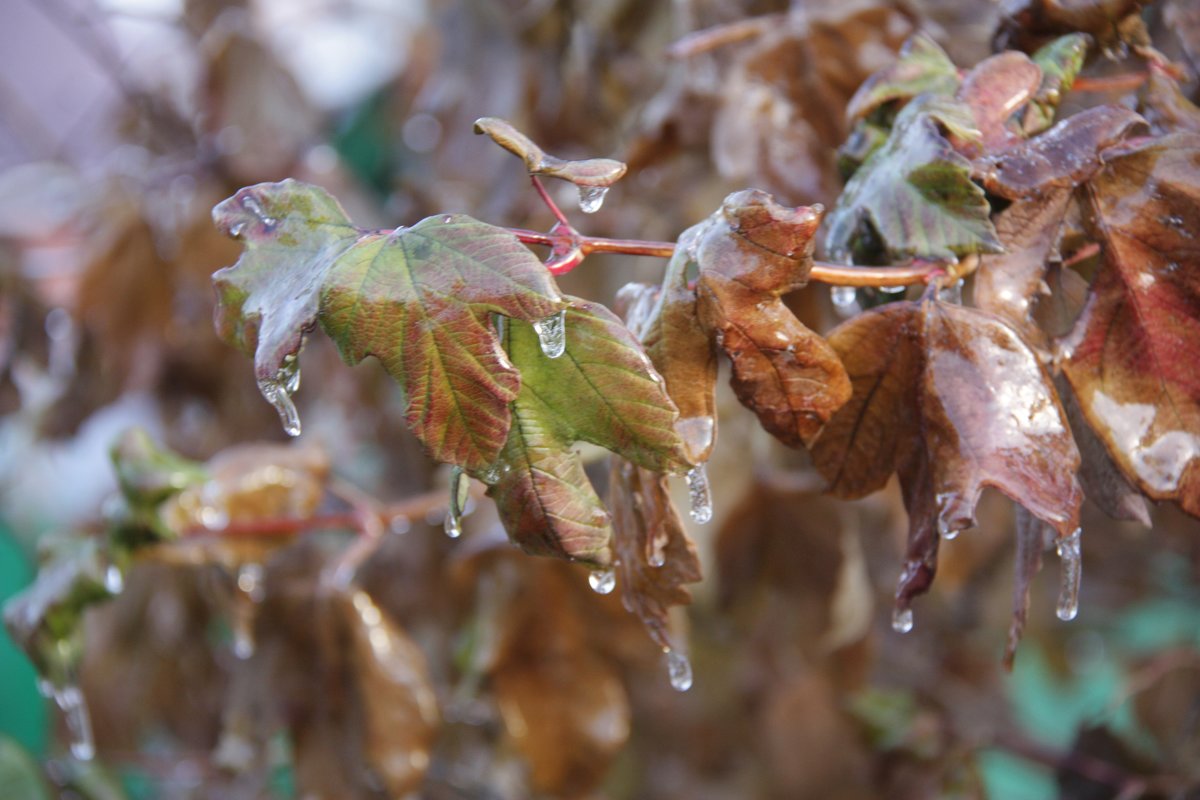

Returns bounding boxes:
[608,459,702,652]
[473,116,627,187]
[692,190,851,448]
[955,50,1043,155]
[1063,132,1200,517]
[484,298,686,567]
[825,96,1001,262]
[1023,33,1091,135]
[213,179,563,470]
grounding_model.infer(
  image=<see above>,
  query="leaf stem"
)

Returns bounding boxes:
[508,227,951,286]
[530,175,572,228]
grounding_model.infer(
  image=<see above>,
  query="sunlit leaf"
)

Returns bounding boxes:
[845,33,959,125]
[1062,132,1200,517]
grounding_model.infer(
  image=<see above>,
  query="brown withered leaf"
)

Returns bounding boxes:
[979,104,1146,199]
[994,0,1149,51]
[1141,70,1200,134]
[973,188,1073,345]
[893,448,941,629]
[814,298,1083,538]
[608,459,702,652]
[691,190,851,448]
[1062,132,1200,517]
[954,50,1042,155]
[473,116,627,188]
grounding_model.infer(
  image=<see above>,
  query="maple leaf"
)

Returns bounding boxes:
[212,180,564,471]
[1062,132,1200,517]
[483,298,686,566]
[825,96,1002,262]
[691,190,851,448]
[813,298,1083,536]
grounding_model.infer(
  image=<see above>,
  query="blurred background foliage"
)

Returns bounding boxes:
[1,0,1199,797]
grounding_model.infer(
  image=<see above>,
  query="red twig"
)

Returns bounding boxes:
[1063,242,1101,269]
[1071,72,1151,93]
[530,175,572,228]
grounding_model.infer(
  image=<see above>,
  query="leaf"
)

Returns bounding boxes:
[813,299,1083,537]
[825,97,1002,262]
[0,735,50,800]
[1141,69,1200,134]
[109,428,206,510]
[954,51,1042,155]
[213,179,564,470]
[1024,34,1092,135]
[473,116,627,187]
[979,105,1146,199]
[995,0,1149,50]
[844,33,960,125]
[692,190,851,448]
[339,589,439,797]
[1062,132,1200,516]
[608,459,702,652]
[484,298,685,566]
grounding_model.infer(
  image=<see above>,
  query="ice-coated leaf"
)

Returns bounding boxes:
[693,190,851,448]
[608,459,702,652]
[213,180,565,471]
[483,298,685,566]
[813,299,1083,537]
[213,180,361,385]
[825,97,1001,262]
[1024,34,1091,135]
[893,447,940,628]
[844,33,960,125]
[474,116,627,187]
[1062,132,1200,517]
[954,51,1042,154]
[979,105,1146,199]
[320,216,564,469]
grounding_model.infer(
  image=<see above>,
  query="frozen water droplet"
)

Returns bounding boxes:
[588,568,616,595]
[686,464,713,524]
[831,286,860,318]
[104,565,123,595]
[666,649,693,692]
[444,467,468,538]
[1055,528,1082,621]
[232,617,255,660]
[938,278,964,304]
[533,310,567,358]
[243,195,278,227]
[878,284,907,295]
[229,221,246,238]
[648,549,666,568]
[577,185,609,214]
[940,527,960,541]
[892,606,914,633]
[257,363,301,437]
[237,563,265,602]
[49,683,95,761]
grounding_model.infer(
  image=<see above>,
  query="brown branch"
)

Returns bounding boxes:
[666,13,786,58]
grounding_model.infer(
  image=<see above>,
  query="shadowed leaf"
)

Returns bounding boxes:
[1024,34,1091,134]
[1062,132,1200,517]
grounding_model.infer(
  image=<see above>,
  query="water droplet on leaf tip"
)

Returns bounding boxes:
[588,568,616,595]
[685,464,713,524]
[444,513,462,539]
[892,607,914,633]
[941,527,960,541]
[533,309,567,358]
[53,684,95,761]
[666,649,693,692]
[577,185,609,214]
[648,550,665,568]
[257,376,301,437]
[104,565,124,594]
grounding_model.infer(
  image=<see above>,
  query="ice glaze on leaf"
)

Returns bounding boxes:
[955,51,1042,155]
[845,33,959,125]
[825,97,1001,262]
[608,459,702,652]
[980,105,1146,199]
[693,190,851,448]
[1063,132,1200,516]
[1024,34,1091,135]
[484,299,685,566]
[814,299,1083,537]
[320,215,564,470]
[213,180,360,385]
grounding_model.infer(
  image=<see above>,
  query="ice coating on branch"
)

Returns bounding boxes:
[588,568,616,595]
[532,310,567,359]
[578,185,609,214]
[39,679,94,761]
[257,355,301,437]
[938,277,964,304]
[1055,528,1082,621]
[685,464,713,524]
[445,467,469,538]
[892,606,915,633]
[665,648,693,692]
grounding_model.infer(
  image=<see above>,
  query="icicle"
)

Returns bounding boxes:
[532,310,567,358]
[40,680,95,761]
[938,278,964,304]
[103,565,124,595]
[588,568,616,595]
[257,356,302,436]
[232,563,264,659]
[445,467,468,538]
[891,606,914,634]
[830,286,861,318]
[577,185,609,214]
[685,464,713,524]
[665,648,693,692]
[1055,528,1082,621]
